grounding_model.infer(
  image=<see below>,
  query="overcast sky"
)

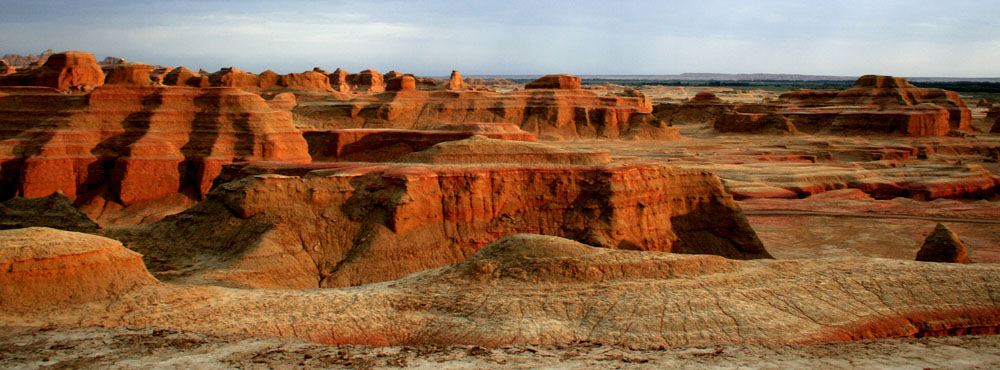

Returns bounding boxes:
[1,0,998,77]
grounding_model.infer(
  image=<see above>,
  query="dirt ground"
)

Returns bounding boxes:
[1,326,999,369]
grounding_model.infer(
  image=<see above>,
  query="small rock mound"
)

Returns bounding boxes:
[0,191,99,232]
[0,227,156,312]
[104,62,154,86]
[915,223,971,263]
[525,74,582,89]
[854,75,916,89]
[687,91,724,105]
[397,136,610,165]
[436,234,739,284]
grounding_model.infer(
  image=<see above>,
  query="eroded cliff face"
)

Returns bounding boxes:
[110,160,768,289]
[293,89,679,140]
[0,85,310,216]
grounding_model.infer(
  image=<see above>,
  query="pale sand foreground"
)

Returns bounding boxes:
[2,326,999,369]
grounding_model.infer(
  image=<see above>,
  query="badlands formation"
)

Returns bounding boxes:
[1,51,999,367]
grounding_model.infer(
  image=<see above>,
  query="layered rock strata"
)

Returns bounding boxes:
[112,156,769,289]
[0,85,310,210]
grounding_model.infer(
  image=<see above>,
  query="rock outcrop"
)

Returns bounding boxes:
[915,223,971,263]
[348,69,385,92]
[0,191,98,232]
[448,70,465,90]
[0,49,53,67]
[385,75,415,91]
[525,74,582,90]
[0,227,156,313]
[0,85,310,214]
[0,51,105,92]
[112,158,769,289]
[327,68,350,92]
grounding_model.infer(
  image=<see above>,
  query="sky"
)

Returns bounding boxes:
[1,0,998,77]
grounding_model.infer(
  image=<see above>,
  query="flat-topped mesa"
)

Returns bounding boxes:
[525,74,582,89]
[302,122,538,162]
[715,75,971,135]
[117,159,769,289]
[0,84,310,222]
[853,74,915,89]
[0,51,105,92]
[385,75,416,91]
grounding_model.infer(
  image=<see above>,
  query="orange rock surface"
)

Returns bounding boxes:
[525,74,582,89]
[0,227,156,313]
[0,51,105,92]
[112,158,769,289]
[303,123,537,161]
[0,85,310,213]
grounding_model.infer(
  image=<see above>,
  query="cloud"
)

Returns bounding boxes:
[1,0,998,76]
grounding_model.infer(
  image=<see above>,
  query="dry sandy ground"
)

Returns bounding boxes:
[2,326,999,369]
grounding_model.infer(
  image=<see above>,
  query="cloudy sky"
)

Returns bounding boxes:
[2,0,998,77]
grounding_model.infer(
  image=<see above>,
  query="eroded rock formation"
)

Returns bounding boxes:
[0,84,310,216]
[0,227,156,313]
[293,75,678,140]
[915,223,971,263]
[111,151,769,289]
[525,74,582,89]
[0,51,105,92]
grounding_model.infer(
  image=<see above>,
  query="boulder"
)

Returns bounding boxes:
[915,223,971,263]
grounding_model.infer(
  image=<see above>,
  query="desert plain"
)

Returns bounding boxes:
[0,50,998,369]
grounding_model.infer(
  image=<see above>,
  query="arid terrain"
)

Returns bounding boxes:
[1,51,999,368]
